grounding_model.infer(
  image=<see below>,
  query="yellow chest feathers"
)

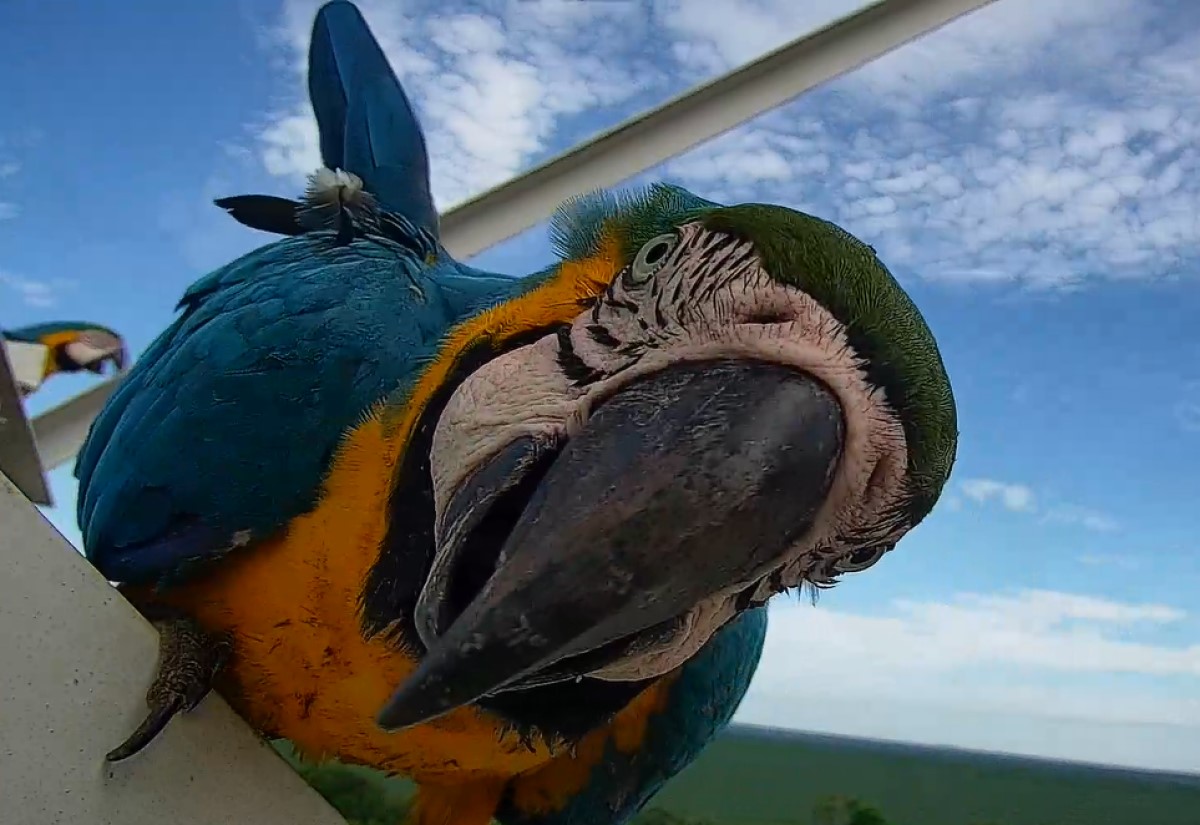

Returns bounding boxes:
[154,410,674,797]
[152,237,669,790]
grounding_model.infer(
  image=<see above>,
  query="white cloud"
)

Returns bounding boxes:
[664,0,1200,291]
[663,0,1130,100]
[774,589,1191,679]
[738,590,1200,770]
[957,477,1118,532]
[261,0,661,208]
[1174,380,1200,433]
[0,159,18,220]
[1077,553,1140,570]
[0,271,73,309]
[960,478,1036,512]
[658,0,871,80]
[1043,504,1120,533]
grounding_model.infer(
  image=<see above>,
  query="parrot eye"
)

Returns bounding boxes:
[624,233,677,287]
[832,543,892,574]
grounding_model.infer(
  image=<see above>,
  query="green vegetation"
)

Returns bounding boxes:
[282,766,903,825]
[275,727,1200,825]
[292,760,404,825]
[649,729,1200,825]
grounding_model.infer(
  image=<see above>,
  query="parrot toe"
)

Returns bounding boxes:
[106,608,232,763]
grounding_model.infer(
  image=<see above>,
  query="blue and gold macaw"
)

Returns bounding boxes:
[74,3,958,825]
[3,321,126,397]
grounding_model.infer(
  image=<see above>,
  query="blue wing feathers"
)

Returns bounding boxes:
[75,234,523,585]
[308,1,439,239]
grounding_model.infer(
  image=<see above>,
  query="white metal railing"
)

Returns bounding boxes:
[0,1,998,821]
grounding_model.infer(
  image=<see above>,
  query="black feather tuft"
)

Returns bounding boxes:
[214,195,306,237]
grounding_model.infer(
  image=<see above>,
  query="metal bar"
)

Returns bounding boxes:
[438,0,999,259]
[5,339,50,396]
[31,375,122,472]
[0,345,52,506]
[0,473,349,824]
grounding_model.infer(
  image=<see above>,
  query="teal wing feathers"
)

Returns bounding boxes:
[497,608,768,825]
[74,234,516,585]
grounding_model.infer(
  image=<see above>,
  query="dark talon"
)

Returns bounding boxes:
[106,615,232,763]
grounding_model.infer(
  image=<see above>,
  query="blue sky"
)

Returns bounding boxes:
[4,0,1200,772]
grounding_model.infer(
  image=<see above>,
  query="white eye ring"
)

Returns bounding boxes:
[832,544,891,574]
[625,234,677,286]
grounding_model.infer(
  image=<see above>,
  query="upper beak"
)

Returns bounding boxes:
[377,358,845,731]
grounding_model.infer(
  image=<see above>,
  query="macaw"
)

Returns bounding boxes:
[74,3,958,825]
[2,321,126,397]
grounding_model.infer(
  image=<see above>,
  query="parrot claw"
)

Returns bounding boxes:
[106,612,232,763]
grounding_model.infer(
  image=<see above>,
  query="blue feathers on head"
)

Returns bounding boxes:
[549,183,722,263]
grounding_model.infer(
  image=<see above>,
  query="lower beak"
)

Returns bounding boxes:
[377,359,845,731]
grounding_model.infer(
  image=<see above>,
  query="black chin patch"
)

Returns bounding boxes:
[477,676,655,743]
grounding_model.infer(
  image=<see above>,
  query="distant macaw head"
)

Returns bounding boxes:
[378,185,959,730]
[3,321,127,386]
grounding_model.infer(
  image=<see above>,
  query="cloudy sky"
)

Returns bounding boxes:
[4,0,1200,774]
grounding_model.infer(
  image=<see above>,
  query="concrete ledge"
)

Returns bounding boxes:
[4,340,48,396]
[0,347,51,506]
[0,474,346,825]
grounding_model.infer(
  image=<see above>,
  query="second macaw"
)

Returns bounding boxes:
[3,321,126,397]
[74,3,958,825]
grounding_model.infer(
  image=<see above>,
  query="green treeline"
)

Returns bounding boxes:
[293,759,998,825]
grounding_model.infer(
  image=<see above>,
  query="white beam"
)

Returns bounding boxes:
[0,345,52,506]
[5,339,50,396]
[439,0,999,259]
[0,473,348,825]
[32,375,122,473]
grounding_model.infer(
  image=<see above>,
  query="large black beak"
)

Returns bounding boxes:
[377,359,845,731]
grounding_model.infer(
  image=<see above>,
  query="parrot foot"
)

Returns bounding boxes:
[106,609,233,763]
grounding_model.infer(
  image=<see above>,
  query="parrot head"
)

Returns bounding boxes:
[375,184,958,733]
[4,321,127,378]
